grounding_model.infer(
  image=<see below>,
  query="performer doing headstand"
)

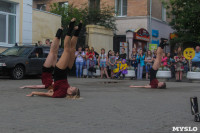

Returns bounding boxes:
[26,18,81,98]
[20,27,63,90]
[129,38,168,89]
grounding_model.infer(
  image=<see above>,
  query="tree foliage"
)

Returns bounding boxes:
[163,0,200,46]
[50,3,116,47]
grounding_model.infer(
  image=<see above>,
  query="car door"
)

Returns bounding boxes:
[28,48,45,74]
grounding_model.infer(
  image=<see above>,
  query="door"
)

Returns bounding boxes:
[28,48,45,74]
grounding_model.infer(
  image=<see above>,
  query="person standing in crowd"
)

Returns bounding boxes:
[109,51,116,78]
[115,52,119,60]
[153,49,157,62]
[119,48,127,60]
[107,50,112,77]
[88,57,96,78]
[45,39,51,46]
[174,46,185,82]
[161,53,168,67]
[137,49,145,79]
[91,47,97,65]
[145,50,153,80]
[130,48,138,79]
[84,46,89,68]
[38,41,43,46]
[98,48,110,79]
[75,46,85,78]
[167,52,175,78]
[86,48,95,78]
[192,46,200,67]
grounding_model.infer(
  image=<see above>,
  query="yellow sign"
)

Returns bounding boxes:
[183,48,195,60]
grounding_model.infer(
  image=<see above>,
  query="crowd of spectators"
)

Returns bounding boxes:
[74,45,200,81]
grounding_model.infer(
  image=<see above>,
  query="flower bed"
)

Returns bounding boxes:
[126,67,135,78]
[187,67,200,80]
[156,67,171,78]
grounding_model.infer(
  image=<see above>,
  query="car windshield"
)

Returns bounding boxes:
[1,47,33,57]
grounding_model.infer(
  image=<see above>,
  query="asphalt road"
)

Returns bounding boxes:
[0,77,199,133]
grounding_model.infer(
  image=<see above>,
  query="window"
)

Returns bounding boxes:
[115,0,127,17]
[59,2,69,7]
[37,4,46,11]
[162,4,166,21]
[0,1,16,45]
[89,0,100,10]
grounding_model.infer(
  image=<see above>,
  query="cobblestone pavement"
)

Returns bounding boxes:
[0,77,199,133]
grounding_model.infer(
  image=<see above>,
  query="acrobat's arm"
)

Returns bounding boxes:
[20,85,45,89]
[26,90,53,97]
[129,85,151,88]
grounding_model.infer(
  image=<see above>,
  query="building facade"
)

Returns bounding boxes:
[0,0,61,53]
[0,0,33,50]
[33,0,173,54]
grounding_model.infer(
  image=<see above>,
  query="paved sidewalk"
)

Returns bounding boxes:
[0,77,199,133]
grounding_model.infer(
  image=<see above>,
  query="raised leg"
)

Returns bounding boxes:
[43,28,63,68]
[152,47,163,70]
[56,18,76,70]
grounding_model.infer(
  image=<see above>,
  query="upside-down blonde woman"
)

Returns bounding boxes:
[24,18,81,98]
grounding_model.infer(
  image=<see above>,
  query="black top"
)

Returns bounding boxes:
[54,66,68,81]
[119,53,127,60]
[150,68,158,82]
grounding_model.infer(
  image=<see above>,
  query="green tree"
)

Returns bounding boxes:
[163,0,200,47]
[50,3,116,47]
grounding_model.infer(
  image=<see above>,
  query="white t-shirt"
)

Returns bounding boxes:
[75,51,85,62]
[100,53,107,62]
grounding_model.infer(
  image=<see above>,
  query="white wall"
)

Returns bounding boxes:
[22,0,32,44]
[115,16,148,35]
[151,18,174,52]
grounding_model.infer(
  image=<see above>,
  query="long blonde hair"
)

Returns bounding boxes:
[66,88,80,99]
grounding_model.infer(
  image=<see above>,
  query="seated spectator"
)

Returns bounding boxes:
[115,59,128,79]
[192,46,200,67]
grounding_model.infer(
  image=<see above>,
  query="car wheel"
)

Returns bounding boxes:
[12,65,25,80]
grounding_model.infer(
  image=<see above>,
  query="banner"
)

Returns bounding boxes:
[149,44,158,51]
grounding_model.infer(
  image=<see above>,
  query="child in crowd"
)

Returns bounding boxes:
[98,48,110,79]
[115,59,128,79]
[115,52,119,60]
[109,51,116,78]
[145,50,153,80]
[113,60,121,74]
[88,58,96,78]
[174,46,185,82]
[130,48,138,78]
[137,49,145,79]
[161,53,168,67]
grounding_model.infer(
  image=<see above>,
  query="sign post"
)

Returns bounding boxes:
[183,48,195,71]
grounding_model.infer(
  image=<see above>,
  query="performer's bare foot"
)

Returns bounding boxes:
[26,93,33,97]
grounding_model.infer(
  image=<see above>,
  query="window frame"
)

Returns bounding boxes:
[162,4,166,21]
[115,0,127,17]
[0,10,16,46]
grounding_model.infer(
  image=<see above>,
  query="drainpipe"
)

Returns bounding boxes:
[149,0,152,49]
